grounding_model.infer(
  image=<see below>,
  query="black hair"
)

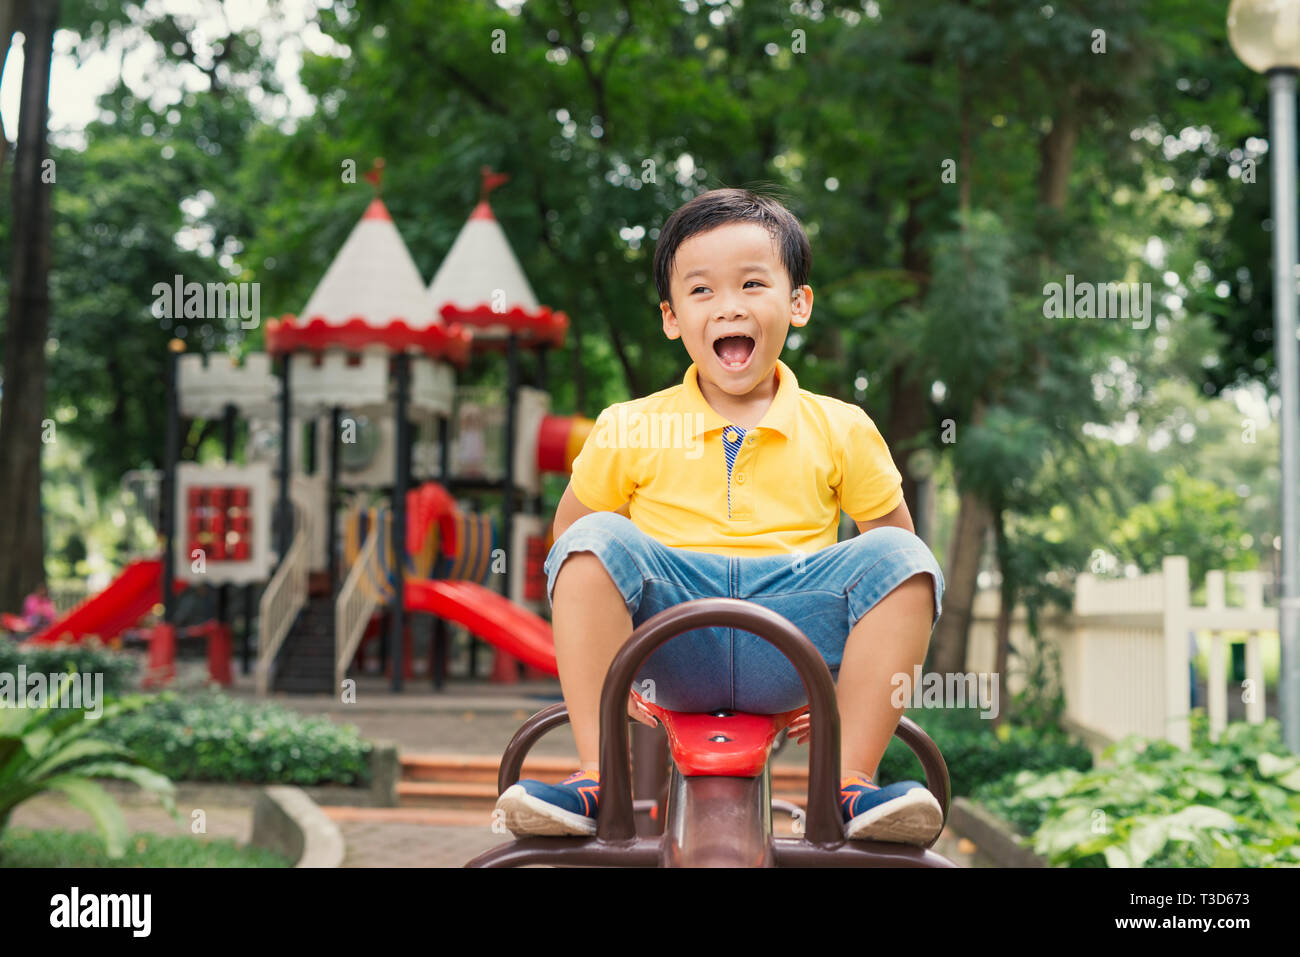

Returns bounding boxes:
[653,186,812,309]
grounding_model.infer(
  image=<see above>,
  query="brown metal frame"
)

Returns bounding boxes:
[466,598,957,867]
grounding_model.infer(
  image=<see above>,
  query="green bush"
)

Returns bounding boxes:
[877,706,1093,796]
[0,828,291,867]
[92,691,372,786]
[0,640,138,696]
[972,712,1300,867]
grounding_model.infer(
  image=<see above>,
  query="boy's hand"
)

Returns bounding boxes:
[628,691,659,729]
[786,711,811,745]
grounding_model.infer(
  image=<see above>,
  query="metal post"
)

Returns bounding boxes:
[536,342,549,392]
[242,583,253,675]
[217,402,237,638]
[504,335,519,604]
[390,354,411,692]
[328,406,341,597]
[503,334,519,678]
[1268,68,1300,754]
[277,353,292,561]
[161,339,184,625]
[438,413,450,480]
[305,418,318,475]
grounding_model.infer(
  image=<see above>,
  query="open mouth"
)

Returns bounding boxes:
[712,335,756,370]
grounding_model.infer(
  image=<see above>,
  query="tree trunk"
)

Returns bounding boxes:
[926,398,992,676]
[928,486,991,676]
[0,0,24,184]
[884,187,933,524]
[990,503,1012,731]
[1037,87,1080,212]
[885,363,928,525]
[0,0,57,612]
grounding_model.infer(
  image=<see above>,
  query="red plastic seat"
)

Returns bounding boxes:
[631,689,806,777]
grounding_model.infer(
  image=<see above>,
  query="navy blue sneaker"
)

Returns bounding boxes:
[495,769,600,837]
[840,773,943,845]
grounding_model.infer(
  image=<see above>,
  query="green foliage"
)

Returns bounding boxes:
[0,640,139,696]
[0,827,291,868]
[1110,464,1258,583]
[91,691,372,786]
[8,0,1283,623]
[877,706,1093,797]
[0,679,177,859]
[973,713,1300,867]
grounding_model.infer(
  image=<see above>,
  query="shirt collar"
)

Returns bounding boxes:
[682,358,799,439]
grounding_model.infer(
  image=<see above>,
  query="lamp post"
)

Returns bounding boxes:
[1228,0,1300,753]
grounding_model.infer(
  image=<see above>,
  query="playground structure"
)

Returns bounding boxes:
[23,167,591,695]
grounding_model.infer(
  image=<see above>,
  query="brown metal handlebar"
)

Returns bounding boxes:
[894,713,953,835]
[596,598,844,845]
[496,702,572,795]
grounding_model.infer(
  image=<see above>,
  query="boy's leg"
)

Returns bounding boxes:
[837,571,936,779]
[543,511,733,772]
[550,551,633,771]
[735,526,945,778]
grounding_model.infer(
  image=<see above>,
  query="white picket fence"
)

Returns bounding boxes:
[966,556,1278,749]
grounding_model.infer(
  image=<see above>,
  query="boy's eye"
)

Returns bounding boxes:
[690,281,764,294]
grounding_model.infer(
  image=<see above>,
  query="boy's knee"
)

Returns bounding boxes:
[558,509,638,545]
[545,511,645,611]
[855,524,925,553]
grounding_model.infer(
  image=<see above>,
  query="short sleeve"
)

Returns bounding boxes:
[568,405,636,511]
[834,406,904,522]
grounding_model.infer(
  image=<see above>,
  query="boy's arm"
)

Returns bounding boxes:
[551,481,630,541]
[854,498,915,535]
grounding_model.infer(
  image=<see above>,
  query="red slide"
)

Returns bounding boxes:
[404,578,558,676]
[26,559,163,645]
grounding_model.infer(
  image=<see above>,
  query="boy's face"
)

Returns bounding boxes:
[660,222,811,399]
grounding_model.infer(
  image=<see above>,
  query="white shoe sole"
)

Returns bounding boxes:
[844,788,944,845]
[495,784,598,837]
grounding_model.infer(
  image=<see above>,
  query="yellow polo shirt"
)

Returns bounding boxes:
[568,359,904,557]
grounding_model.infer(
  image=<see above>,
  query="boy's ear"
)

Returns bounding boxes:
[661,300,681,340]
[790,285,813,328]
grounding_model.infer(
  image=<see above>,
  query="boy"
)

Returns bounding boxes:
[495,187,946,845]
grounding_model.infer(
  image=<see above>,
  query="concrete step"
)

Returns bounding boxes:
[396,778,811,812]
[396,751,811,810]
[399,752,809,788]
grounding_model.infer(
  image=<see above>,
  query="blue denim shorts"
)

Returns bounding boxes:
[543,512,945,714]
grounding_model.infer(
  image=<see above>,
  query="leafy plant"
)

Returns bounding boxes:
[0,676,176,861]
[92,691,372,786]
[877,705,1093,796]
[973,712,1300,867]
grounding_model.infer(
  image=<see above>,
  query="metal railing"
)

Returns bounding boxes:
[255,499,311,695]
[335,505,386,689]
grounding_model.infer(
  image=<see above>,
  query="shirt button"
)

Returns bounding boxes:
[736,473,746,484]
[725,430,738,443]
